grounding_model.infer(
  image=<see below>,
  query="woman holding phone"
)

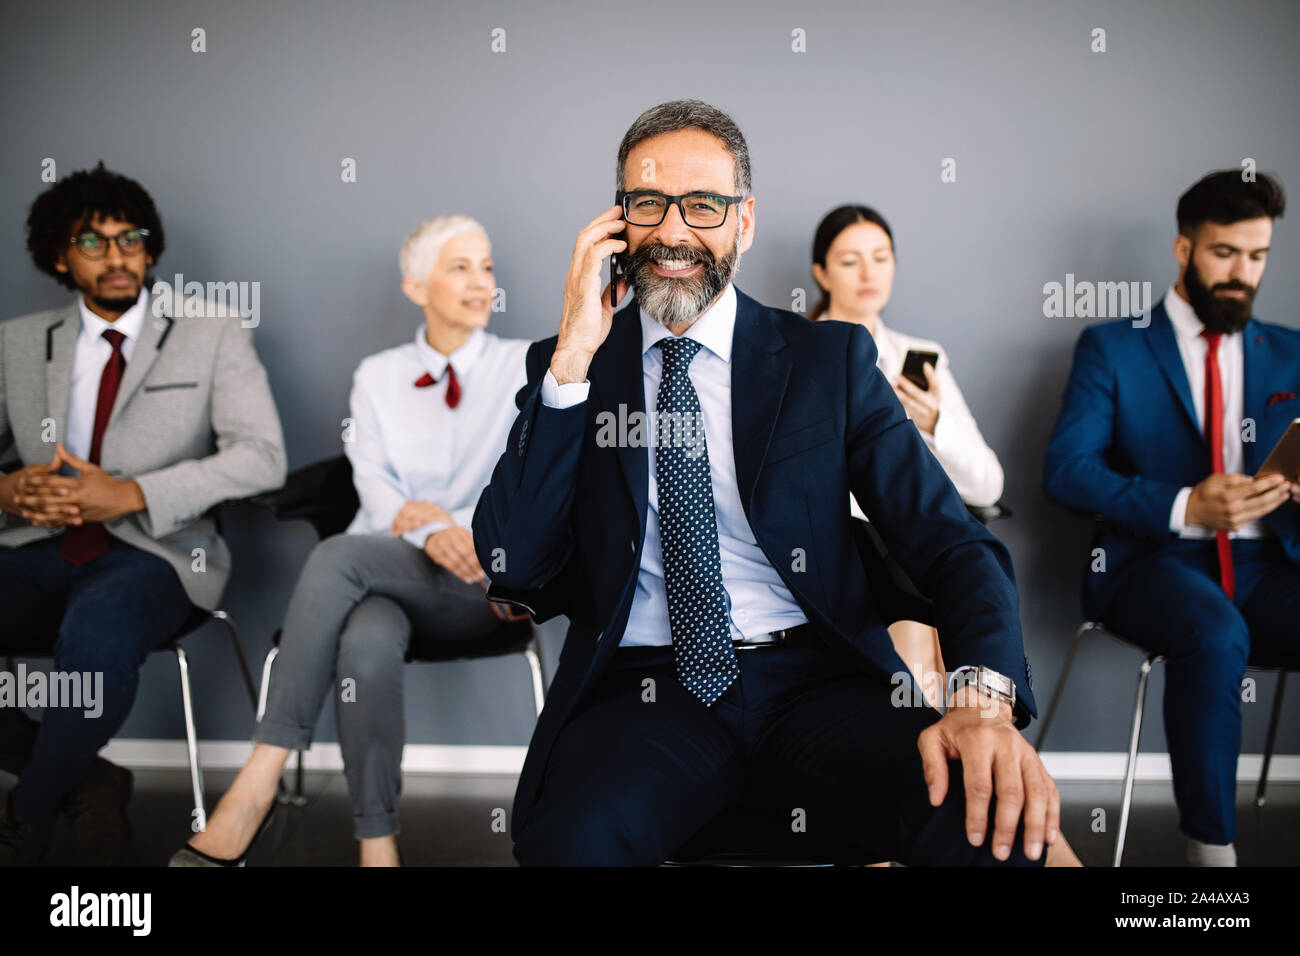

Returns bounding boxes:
[810,205,1005,522]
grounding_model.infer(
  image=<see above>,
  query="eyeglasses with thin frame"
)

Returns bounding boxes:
[618,190,745,229]
[68,227,151,259]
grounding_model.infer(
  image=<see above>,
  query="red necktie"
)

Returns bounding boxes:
[60,328,127,565]
[414,365,461,408]
[1202,330,1235,600]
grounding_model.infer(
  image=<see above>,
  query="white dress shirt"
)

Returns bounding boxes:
[849,318,1004,521]
[346,325,530,549]
[1163,285,1264,539]
[541,282,808,646]
[66,288,150,461]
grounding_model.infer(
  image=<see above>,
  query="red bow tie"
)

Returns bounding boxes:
[414,365,461,408]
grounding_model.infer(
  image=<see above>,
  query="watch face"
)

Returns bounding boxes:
[978,668,1013,701]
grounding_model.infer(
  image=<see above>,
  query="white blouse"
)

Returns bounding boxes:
[344,326,530,548]
[850,317,1004,518]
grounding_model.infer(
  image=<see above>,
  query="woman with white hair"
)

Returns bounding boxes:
[170,216,530,867]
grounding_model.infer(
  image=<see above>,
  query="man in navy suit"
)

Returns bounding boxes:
[1044,170,1298,866]
[475,99,1053,866]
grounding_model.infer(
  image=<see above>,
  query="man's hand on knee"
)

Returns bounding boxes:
[917,688,1059,863]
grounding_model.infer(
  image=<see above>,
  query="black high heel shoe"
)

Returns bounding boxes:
[167,800,277,867]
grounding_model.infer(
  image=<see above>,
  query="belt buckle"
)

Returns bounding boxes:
[734,632,782,651]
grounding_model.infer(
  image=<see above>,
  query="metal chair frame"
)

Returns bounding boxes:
[5,606,260,833]
[1034,620,1291,866]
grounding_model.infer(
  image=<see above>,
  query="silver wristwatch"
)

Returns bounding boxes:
[947,665,1016,710]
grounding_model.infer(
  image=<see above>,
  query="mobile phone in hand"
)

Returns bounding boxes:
[610,249,621,308]
[611,194,628,307]
[902,349,939,390]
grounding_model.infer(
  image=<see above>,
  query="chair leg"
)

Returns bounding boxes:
[211,610,259,712]
[175,646,207,834]
[1034,621,1097,750]
[292,750,306,805]
[1256,670,1287,808]
[522,633,547,718]
[257,645,308,807]
[256,646,278,723]
[1114,654,1160,867]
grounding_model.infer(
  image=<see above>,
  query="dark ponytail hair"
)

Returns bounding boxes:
[808,205,893,321]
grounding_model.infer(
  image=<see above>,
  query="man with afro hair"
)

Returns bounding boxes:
[0,161,286,865]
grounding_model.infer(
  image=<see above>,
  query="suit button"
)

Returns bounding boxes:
[629,539,636,553]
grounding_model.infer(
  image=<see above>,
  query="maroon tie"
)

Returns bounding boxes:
[414,365,461,408]
[60,328,127,565]
[1202,330,1235,600]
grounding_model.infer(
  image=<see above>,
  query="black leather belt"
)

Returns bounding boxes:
[733,622,816,650]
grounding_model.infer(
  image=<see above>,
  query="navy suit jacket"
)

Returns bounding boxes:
[473,287,1037,838]
[1043,298,1300,620]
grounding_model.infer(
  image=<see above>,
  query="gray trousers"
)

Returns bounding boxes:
[253,533,502,838]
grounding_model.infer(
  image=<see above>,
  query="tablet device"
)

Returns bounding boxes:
[1256,417,1300,479]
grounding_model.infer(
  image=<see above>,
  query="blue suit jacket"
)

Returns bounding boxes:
[474,287,1037,838]
[1043,298,1300,619]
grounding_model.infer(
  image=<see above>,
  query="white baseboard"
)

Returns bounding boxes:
[99,740,1300,783]
[101,740,526,775]
[1041,752,1300,782]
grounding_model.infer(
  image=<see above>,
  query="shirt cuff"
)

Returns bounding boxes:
[401,521,450,550]
[1169,486,1194,533]
[541,368,590,408]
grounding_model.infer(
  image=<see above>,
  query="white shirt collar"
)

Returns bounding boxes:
[1165,283,1234,342]
[77,286,149,344]
[638,282,737,363]
[414,325,487,380]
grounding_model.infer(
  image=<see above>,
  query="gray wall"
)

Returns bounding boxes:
[3,0,1297,755]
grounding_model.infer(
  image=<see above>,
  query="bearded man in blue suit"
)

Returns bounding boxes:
[1044,170,1298,866]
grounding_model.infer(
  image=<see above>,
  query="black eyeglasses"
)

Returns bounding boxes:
[69,227,150,259]
[618,190,745,229]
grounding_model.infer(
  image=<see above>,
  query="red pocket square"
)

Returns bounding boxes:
[1267,390,1297,405]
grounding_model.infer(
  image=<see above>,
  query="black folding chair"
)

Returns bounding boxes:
[247,455,546,805]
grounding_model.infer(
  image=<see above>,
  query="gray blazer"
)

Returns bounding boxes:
[0,287,287,609]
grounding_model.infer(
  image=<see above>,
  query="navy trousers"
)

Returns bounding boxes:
[0,536,192,822]
[1101,536,1300,845]
[514,642,1047,866]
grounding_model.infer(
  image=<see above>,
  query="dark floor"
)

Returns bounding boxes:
[18,769,1300,866]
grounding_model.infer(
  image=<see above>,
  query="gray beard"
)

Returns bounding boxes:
[630,231,742,328]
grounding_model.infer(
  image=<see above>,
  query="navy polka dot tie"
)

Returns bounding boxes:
[655,337,737,706]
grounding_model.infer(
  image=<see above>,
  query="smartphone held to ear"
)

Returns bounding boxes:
[611,195,625,307]
[610,250,621,307]
[901,349,939,390]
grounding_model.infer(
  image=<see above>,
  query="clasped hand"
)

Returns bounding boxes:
[0,443,144,527]
[389,499,484,585]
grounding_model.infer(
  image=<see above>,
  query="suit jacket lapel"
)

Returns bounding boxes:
[109,292,172,421]
[44,302,80,432]
[1241,318,1270,472]
[730,288,791,511]
[588,299,648,536]
[1143,300,1200,435]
